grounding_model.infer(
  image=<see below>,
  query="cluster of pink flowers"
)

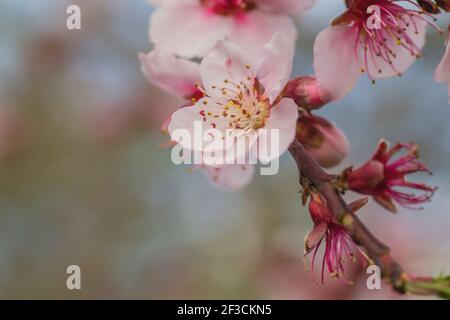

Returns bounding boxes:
[141,0,447,281]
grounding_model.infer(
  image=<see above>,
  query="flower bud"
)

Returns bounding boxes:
[436,0,450,11]
[296,114,349,168]
[417,0,441,13]
[284,76,329,111]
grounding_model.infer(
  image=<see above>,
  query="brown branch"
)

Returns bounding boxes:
[289,138,410,293]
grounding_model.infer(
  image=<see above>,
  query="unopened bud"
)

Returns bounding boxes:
[296,114,349,168]
[284,76,329,110]
[436,0,450,11]
[417,0,441,13]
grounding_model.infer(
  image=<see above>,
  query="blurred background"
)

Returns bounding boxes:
[0,0,449,299]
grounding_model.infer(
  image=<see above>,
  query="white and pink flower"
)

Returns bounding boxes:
[434,27,450,105]
[139,45,267,190]
[167,33,298,165]
[313,0,434,101]
[148,0,313,58]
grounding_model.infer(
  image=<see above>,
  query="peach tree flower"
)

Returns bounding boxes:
[148,0,313,58]
[305,193,368,283]
[313,0,436,101]
[139,49,255,191]
[434,26,450,105]
[346,140,436,212]
[167,33,298,164]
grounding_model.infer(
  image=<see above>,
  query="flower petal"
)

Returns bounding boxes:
[227,11,297,67]
[313,25,360,102]
[200,40,256,100]
[168,98,259,158]
[201,164,255,191]
[256,98,298,162]
[139,50,201,99]
[434,41,450,105]
[255,0,316,16]
[305,222,327,253]
[150,0,231,58]
[168,98,226,151]
[258,32,296,102]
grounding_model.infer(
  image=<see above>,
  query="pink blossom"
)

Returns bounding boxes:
[434,27,450,105]
[313,0,432,101]
[347,139,437,212]
[167,34,298,163]
[148,0,309,58]
[139,49,255,191]
[305,193,367,283]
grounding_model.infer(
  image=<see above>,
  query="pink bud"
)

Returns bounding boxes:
[297,114,349,168]
[284,76,329,110]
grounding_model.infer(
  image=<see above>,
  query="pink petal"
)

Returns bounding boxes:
[227,11,297,67]
[255,0,316,16]
[150,0,231,58]
[256,98,298,162]
[200,40,255,100]
[167,100,224,152]
[435,41,450,82]
[258,32,295,103]
[434,41,450,105]
[305,222,328,252]
[367,16,427,80]
[313,25,360,102]
[201,164,255,191]
[139,50,201,99]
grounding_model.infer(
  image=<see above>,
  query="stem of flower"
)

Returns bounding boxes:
[288,138,448,297]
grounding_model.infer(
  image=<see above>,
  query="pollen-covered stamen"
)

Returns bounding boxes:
[344,0,442,81]
[200,0,256,16]
[196,65,271,132]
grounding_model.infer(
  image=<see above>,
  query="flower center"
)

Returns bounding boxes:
[200,0,256,16]
[335,0,440,82]
[197,69,271,132]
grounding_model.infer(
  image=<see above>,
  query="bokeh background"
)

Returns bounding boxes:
[0,0,449,299]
